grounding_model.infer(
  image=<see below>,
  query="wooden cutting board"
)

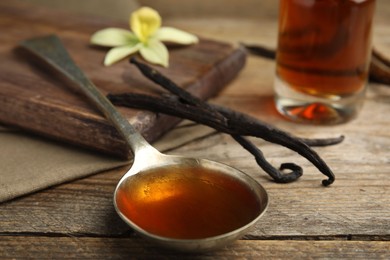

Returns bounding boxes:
[0,0,246,158]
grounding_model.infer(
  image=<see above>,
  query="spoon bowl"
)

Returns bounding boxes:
[114,149,268,252]
[20,35,268,252]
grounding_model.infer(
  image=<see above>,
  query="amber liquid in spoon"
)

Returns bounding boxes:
[116,165,262,239]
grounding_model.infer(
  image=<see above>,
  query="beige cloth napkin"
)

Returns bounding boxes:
[0,127,129,203]
[0,122,214,203]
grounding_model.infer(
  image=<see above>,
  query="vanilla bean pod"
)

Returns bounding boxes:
[213,103,335,186]
[130,58,343,147]
[130,58,336,185]
[129,58,226,123]
[129,58,336,184]
[370,49,390,85]
[232,134,303,183]
[108,59,340,185]
[130,58,201,106]
[243,43,390,86]
[298,136,344,147]
[109,92,335,185]
[109,93,304,182]
[109,93,227,129]
[242,43,276,60]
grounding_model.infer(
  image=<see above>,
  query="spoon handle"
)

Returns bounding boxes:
[19,35,151,154]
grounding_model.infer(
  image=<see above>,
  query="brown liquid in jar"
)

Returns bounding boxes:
[276,0,376,97]
[115,165,261,239]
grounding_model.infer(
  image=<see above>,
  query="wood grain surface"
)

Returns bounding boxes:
[0,0,245,158]
[1,237,389,259]
[1,0,390,259]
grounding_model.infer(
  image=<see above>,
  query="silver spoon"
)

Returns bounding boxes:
[19,35,268,252]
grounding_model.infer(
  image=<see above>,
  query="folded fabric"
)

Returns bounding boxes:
[0,128,128,203]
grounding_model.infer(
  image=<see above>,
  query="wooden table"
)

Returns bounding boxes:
[1,1,390,258]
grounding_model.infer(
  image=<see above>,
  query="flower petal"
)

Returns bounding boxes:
[130,7,161,43]
[139,40,168,67]
[155,27,199,45]
[91,28,137,47]
[104,44,141,66]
